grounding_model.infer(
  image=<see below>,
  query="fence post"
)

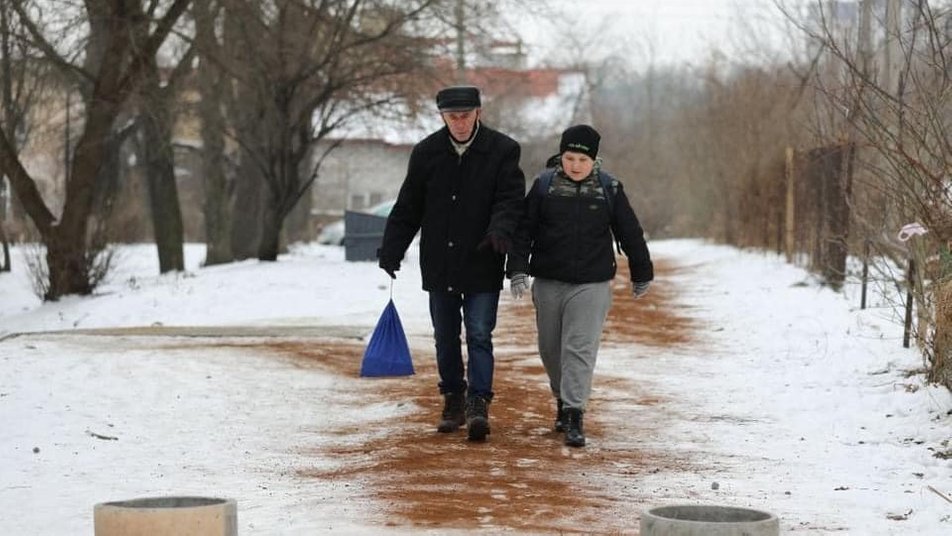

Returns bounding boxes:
[903,257,915,348]
[860,239,870,309]
[784,146,796,263]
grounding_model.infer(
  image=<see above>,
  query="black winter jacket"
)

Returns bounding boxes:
[508,169,653,284]
[378,124,525,293]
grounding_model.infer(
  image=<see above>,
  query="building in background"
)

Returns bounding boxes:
[310,65,591,223]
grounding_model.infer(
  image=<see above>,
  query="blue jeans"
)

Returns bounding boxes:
[428,290,500,400]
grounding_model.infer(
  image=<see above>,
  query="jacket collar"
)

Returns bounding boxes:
[441,122,491,155]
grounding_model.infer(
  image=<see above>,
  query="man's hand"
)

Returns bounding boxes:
[477,234,511,255]
[632,281,650,299]
[379,259,400,279]
[510,273,529,299]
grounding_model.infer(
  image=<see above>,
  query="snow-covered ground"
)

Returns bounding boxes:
[1,240,949,534]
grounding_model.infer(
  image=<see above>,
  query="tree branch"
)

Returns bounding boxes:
[9,1,93,86]
[0,126,54,235]
[115,0,192,98]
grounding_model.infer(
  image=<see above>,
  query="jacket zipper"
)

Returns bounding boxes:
[574,181,582,281]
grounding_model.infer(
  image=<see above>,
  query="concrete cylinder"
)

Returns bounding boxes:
[94,496,237,536]
[640,504,779,536]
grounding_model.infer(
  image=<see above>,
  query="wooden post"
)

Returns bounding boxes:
[860,239,869,309]
[903,257,915,348]
[784,146,796,263]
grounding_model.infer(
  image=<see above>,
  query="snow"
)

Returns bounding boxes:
[1,239,949,534]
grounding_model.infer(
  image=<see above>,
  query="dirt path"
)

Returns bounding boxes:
[243,259,697,533]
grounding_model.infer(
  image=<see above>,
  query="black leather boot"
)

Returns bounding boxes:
[465,395,491,441]
[554,398,566,432]
[564,408,585,447]
[437,392,466,433]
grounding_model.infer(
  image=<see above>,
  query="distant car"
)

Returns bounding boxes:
[317,199,396,245]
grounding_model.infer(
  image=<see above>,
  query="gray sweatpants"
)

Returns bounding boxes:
[531,278,613,411]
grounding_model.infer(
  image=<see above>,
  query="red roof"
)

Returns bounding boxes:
[428,59,579,99]
[466,68,565,98]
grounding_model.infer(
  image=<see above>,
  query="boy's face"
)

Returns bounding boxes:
[561,151,595,181]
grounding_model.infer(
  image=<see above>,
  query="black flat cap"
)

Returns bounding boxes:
[436,86,481,111]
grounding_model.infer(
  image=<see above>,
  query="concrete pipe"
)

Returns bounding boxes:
[94,496,237,536]
[640,504,779,536]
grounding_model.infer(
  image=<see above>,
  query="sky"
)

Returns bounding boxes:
[519,0,797,68]
[1,239,950,534]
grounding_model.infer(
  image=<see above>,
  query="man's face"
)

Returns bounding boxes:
[441,109,480,141]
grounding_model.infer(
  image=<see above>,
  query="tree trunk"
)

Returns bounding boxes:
[142,116,185,272]
[140,110,184,272]
[198,96,233,265]
[0,223,10,272]
[223,3,260,261]
[139,55,184,273]
[89,129,126,236]
[257,200,282,261]
[230,157,262,260]
[0,174,9,272]
[46,227,92,299]
[194,0,232,266]
[285,181,312,244]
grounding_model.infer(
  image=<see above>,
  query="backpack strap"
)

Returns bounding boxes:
[597,170,623,255]
[596,170,617,216]
[537,168,556,196]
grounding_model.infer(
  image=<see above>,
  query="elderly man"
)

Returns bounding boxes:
[377,86,525,441]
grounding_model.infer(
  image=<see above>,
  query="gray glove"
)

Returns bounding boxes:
[632,281,650,299]
[510,272,530,299]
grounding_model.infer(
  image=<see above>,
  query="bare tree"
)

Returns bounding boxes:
[193,0,233,266]
[212,0,435,261]
[0,0,47,272]
[777,0,952,387]
[0,0,21,272]
[0,0,191,299]
[426,0,547,79]
[130,6,194,274]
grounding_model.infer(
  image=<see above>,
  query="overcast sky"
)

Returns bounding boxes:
[518,0,797,68]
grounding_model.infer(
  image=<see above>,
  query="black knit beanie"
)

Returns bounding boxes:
[559,124,600,159]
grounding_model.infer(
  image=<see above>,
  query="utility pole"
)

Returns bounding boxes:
[883,0,901,97]
[858,0,873,77]
[454,0,467,84]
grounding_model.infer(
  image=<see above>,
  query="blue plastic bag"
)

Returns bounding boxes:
[360,299,415,377]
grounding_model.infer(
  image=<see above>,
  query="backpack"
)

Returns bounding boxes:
[535,168,623,254]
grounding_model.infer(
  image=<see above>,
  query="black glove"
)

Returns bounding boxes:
[379,259,400,279]
[477,234,511,255]
[632,281,650,299]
